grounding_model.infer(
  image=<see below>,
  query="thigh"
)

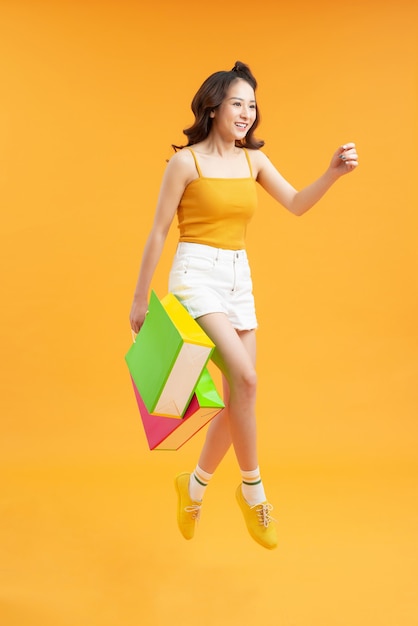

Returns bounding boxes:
[221,330,256,404]
[237,329,256,366]
[196,312,256,384]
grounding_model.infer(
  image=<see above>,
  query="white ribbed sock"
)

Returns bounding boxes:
[189,465,213,502]
[241,467,266,505]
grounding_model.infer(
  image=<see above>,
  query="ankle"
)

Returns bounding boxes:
[240,467,266,506]
[189,465,213,502]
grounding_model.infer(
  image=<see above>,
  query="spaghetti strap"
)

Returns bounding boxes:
[242,148,254,178]
[187,148,203,178]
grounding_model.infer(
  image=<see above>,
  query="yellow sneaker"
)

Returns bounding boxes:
[175,473,201,540]
[236,485,278,550]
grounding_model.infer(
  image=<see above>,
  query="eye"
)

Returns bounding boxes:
[233,101,241,107]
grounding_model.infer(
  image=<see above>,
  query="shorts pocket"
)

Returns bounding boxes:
[183,255,215,273]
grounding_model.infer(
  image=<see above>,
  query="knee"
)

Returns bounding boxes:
[236,367,257,398]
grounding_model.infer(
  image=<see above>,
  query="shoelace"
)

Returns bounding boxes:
[184,504,201,521]
[252,502,276,528]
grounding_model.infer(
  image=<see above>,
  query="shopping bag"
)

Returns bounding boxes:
[125,291,215,418]
[130,367,224,451]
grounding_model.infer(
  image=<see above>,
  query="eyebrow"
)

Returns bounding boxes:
[227,97,256,103]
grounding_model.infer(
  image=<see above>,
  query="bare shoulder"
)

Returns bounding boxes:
[245,148,271,178]
[165,147,197,185]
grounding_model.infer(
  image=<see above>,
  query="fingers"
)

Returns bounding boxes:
[339,142,356,152]
[338,143,357,160]
[338,143,359,170]
[130,318,143,335]
[129,309,149,335]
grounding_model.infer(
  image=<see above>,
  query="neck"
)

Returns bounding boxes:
[199,135,240,157]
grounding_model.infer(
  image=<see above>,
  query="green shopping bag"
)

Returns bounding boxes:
[125,291,215,418]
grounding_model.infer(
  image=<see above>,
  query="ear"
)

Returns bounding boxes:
[209,110,215,118]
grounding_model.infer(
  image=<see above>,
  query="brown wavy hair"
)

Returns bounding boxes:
[173,61,264,151]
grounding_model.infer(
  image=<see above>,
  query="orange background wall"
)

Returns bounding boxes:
[1,1,417,625]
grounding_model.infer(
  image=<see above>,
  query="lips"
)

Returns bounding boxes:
[235,123,247,129]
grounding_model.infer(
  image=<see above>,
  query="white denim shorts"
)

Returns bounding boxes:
[168,242,258,331]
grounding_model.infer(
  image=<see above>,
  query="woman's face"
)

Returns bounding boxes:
[211,79,257,142]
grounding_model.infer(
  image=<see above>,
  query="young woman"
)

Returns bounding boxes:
[129,61,358,550]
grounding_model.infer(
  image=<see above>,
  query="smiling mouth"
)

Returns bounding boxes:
[235,123,247,129]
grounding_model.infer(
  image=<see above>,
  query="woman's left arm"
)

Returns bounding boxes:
[255,143,359,216]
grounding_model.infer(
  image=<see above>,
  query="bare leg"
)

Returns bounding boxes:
[196,375,232,473]
[195,313,258,472]
[176,314,277,548]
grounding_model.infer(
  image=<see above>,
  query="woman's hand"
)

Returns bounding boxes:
[330,142,359,176]
[129,297,149,335]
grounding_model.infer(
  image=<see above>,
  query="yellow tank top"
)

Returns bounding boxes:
[177,148,258,250]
